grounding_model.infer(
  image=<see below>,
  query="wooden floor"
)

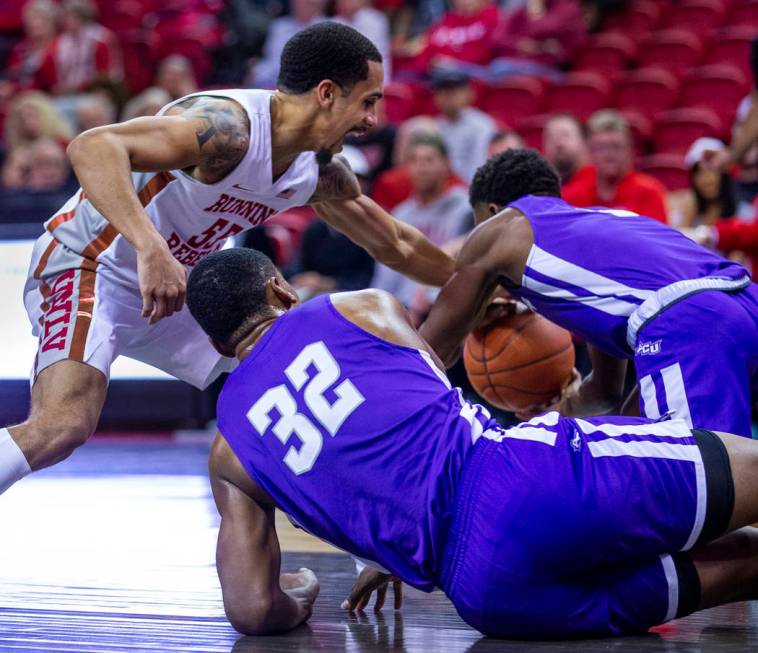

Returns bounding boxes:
[1,435,758,652]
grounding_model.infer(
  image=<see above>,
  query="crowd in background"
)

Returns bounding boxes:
[1,0,757,308]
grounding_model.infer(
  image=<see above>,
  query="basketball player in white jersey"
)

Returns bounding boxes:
[0,23,455,494]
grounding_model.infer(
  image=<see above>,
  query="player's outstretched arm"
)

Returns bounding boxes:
[210,433,319,635]
[420,215,523,367]
[66,96,250,324]
[312,195,455,287]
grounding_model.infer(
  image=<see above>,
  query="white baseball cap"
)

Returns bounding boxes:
[685,137,726,168]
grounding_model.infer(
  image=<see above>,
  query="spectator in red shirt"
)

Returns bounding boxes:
[542,113,589,185]
[4,0,59,90]
[35,0,123,95]
[372,116,467,210]
[562,109,668,223]
[425,0,499,68]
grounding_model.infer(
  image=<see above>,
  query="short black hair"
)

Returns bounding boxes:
[470,148,561,207]
[278,22,382,95]
[187,248,278,347]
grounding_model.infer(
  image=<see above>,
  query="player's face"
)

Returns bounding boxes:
[321,61,384,156]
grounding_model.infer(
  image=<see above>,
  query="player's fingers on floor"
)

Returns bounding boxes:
[374,584,387,611]
[393,580,403,609]
[357,590,372,611]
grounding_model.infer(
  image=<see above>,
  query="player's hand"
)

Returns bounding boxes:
[282,568,320,610]
[341,566,403,612]
[515,368,581,420]
[136,239,187,325]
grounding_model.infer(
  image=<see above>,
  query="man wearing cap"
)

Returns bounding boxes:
[432,70,497,182]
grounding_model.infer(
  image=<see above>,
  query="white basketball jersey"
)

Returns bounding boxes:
[42,89,319,288]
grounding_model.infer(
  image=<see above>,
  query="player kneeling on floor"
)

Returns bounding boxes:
[188,248,758,639]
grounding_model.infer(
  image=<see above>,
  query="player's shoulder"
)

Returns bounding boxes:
[331,288,405,316]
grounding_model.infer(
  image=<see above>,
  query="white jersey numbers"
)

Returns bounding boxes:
[246,341,365,475]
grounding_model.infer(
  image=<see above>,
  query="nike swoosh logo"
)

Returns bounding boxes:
[232,183,257,192]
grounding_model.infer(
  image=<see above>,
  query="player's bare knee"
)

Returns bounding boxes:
[24,412,95,469]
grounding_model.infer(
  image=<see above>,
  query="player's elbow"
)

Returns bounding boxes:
[370,239,413,273]
[66,127,118,167]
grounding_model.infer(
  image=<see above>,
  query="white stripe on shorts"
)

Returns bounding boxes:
[502,426,558,446]
[587,439,701,461]
[575,418,692,438]
[660,363,693,428]
[682,452,707,551]
[660,554,679,622]
[639,374,661,420]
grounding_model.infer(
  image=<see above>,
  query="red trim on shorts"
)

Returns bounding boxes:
[69,269,97,362]
[33,239,58,280]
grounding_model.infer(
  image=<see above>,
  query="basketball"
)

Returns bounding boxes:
[463,312,575,413]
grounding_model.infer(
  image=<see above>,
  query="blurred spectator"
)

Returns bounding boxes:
[372,134,472,306]
[36,0,123,95]
[732,95,758,214]
[432,70,497,182]
[26,137,70,191]
[1,146,30,189]
[247,0,326,89]
[75,92,117,133]
[0,138,77,222]
[156,55,199,101]
[122,87,173,121]
[4,0,59,90]
[488,129,525,158]
[371,115,442,210]
[334,0,392,81]
[563,109,668,222]
[494,0,585,68]
[668,138,737,229]
[3,91,73,152]
[542,112,589,184]
[405,0,499,71]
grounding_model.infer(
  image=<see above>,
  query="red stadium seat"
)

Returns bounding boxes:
[382,82,415,124]
[661,0,727,37]
[614,67,680,121]
[478,76,546,127]
[573,32,638,76]
[638,29,705,77]
[604,1,662,39]
[725,0,758,28]
[515,113,553,150]
[639,154,690,191]
[705,26,755,79]
[545,72,611,122]
[653,107,724,155]
[678,64,750,126]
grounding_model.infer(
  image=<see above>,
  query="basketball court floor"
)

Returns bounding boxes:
[1,435,757,653]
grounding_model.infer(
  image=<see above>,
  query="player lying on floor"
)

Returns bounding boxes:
[187,248,758,639]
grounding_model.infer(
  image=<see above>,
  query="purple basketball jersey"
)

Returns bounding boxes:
[216,294,498,591]
[507,196,747,358]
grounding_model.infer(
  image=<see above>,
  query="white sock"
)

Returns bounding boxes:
[0,428,31,494]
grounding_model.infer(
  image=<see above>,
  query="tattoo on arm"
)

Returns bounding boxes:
[311,157,360,202]
[175,96,250,181]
